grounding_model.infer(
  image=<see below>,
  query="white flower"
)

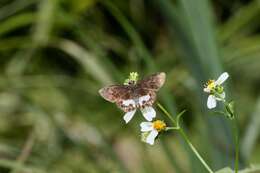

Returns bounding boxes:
[140,120,166,145]
[203,72,229,109]
[123,95,156,123]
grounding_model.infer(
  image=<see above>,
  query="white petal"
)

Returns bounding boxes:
[141,106,156,121]
[207,95,217,109]
[123,109,136,123]
[122,99,136,106]
[138,95,150,105]
[215,72,229,85]
[203,87,210,93]
[146,130,158,145]
[140,122,153,132]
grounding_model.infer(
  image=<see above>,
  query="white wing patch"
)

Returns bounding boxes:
[121,94,151,112]
[122,99,136,106]
[138,95,150,106]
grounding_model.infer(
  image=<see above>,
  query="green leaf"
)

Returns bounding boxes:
[219,0,260,42]
[0,13,35,37]
[176,109,186,128]
[225,101,235,120]
[242,97,260,159]
[213,111,227,116]
[215,167,233,173]
[57,39,114,85]
[239,165,260,173]
[215,165,260,173]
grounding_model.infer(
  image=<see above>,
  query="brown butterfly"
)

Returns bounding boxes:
[99,72,166,123]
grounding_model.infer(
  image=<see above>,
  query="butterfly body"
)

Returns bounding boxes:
[99,72,165,123]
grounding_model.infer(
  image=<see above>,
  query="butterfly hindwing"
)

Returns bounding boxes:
[116,98,136,112]
[116,90,156,112]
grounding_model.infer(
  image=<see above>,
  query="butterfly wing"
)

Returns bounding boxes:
[137,72,166,91]
[99,85,136,112]
[136,89,157,107]
[99,72,166,112]
[135,72,165,107]
[99,85,131,103]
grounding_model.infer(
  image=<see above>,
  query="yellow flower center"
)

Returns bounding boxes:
[206,80,215,90]
[153,120,166,132]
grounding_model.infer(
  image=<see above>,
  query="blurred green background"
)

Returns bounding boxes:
[0,0,260,172]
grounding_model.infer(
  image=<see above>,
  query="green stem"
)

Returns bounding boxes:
[222,100,239,173]
[157,103,214,173]
[211,91,240,172]
[157,103,177,124]
[233,114,239,173]
[178,129,214,173]
[166,127,180,131]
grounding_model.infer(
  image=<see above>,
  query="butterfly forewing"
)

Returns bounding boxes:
[137,72,166,91]
[99,85,132,103]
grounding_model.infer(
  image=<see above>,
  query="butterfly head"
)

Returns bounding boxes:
[125,80,135,85]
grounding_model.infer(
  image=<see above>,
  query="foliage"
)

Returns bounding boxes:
[0,0,260,172]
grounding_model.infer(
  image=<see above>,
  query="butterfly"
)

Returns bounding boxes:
[99,72,166,123]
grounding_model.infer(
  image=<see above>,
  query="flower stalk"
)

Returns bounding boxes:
[213,94,238,173]
[157,103,214,173]
[204,72,239,173]
[223,101,239,173]
[233,115,239,173]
